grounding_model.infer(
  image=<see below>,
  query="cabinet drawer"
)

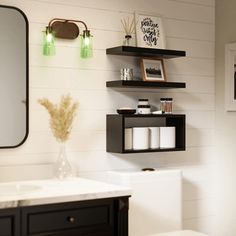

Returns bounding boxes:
[29,205,111,234]
[22,199,114,235]
[0,208,20,236]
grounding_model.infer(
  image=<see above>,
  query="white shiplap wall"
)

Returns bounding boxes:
[0,0,215,235]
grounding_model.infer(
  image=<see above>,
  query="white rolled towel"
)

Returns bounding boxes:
[149,127,160,149]
[124,128,133,150]
[160,127,176,148]
[133,127,149,150]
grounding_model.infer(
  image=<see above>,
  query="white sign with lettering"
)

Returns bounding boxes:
[135,12,166,49]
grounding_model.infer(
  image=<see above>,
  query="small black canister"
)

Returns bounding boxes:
[137,99,151,114]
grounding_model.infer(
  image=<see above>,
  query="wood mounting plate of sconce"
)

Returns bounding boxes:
[47,18,91,40]
[51,21,79,39]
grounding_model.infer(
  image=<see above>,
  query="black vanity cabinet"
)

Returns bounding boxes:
[0,197,129,236]
[21,197,130,236]
[0,207,20,236]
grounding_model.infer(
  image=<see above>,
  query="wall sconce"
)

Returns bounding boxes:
[43,18,93,58]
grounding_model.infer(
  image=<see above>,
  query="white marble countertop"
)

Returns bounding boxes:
[0,177,132,209]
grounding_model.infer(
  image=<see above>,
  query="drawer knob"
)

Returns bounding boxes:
[67,216,76,223]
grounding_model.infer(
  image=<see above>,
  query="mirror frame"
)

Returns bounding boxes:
[0,5,29,148]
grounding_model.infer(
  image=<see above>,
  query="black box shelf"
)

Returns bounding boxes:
[106,114,186,154]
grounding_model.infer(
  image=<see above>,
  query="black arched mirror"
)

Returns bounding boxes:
[0,5,28,148]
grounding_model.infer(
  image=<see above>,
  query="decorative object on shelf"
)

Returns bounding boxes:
[225,42,236,111]
[135,12,165,49]
[141,167,156,171]
[160,98,173,114]
[121,17,136,46]
[138,98,149,105]
[38,94,79,179]
[152,110,162,114]
[160,126,176,148]
[165,98,173,114]
[117,108,136,114]
[137,99,151,114]
[140,58,166,82]
[43,18,93,58]
[120,68,134,80]
[160,98,166,113]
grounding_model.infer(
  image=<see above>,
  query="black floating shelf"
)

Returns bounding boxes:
[106,46,186,59]
[106,80,186,89]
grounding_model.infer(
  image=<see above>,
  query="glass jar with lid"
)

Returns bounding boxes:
[165,98,173,114]
[160,98,166,113]
[137,99,151,114]
[160,98,173,114]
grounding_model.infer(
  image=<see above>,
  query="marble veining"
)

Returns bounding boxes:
[0,177,132,208]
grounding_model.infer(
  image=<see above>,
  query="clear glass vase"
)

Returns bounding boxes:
[55,142,73,180]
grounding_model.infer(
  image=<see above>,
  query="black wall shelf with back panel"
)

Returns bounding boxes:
[107,114,185,154]
[106,46,187,154]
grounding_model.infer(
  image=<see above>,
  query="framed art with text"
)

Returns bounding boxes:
[135,12,166,49]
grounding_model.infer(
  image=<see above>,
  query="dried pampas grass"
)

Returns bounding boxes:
[38,95,79,142]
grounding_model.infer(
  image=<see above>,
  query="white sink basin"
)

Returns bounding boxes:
[0,184,41,195]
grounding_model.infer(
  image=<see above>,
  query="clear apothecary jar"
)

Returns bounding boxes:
[165,98,173,114]
[160,98,166,113]
[160,98,173,114]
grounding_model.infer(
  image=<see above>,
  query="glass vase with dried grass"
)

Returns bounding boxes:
[56,141,72,179]
[39,95,79,180]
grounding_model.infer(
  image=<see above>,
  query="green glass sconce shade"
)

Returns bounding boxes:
[43,28,55,56]
[80,30,93,59]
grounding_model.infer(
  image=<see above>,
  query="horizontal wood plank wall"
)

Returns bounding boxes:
[0,0,215,234]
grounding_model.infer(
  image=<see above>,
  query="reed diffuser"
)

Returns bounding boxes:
[121,17,136,46]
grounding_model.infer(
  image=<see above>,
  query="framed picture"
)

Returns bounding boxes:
[135,12,166,49]
[225,42,236,111]
[140,58,166,82]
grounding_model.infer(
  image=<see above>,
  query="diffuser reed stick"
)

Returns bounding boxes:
[121,17,136,35]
